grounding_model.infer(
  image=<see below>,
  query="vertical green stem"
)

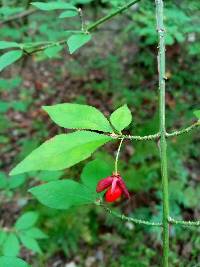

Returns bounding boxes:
[155,1,169,266]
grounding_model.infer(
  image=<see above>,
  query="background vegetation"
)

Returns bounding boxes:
[0,0,200,266]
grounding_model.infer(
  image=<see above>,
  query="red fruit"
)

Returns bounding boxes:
[96,176,113,193]
[105,185,122,202]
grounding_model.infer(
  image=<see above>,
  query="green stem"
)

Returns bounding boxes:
[87,0,141,32]
[114,137,124,174]
[96,202,162,226]
[166,121,200,137]
[155,0,169,266]
[169,217,200,227]
[109,121,199,141]
[23,0,141,54]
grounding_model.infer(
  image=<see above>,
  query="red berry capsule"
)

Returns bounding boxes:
[105,185,122,202]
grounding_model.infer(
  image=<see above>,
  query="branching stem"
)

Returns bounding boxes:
[20,0,141,54]
[109,121,199,141]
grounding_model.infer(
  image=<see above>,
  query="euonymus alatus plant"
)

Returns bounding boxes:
[1,0,199,266]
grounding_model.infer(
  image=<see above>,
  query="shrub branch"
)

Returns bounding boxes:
[20,0,141,54]
[110,121,199,141]
[169,217,200,227]
[96,202,162,226]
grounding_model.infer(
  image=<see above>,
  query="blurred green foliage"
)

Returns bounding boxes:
[0,0,199,266]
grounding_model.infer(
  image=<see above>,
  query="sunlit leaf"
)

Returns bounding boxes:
[110,104,132,132]
[43,103,113,132]
[10,131,112,175]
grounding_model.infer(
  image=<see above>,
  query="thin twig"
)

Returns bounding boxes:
[0,8,36,26]
[86,0,140,32]
[96,201,162,226]
[166,121,200,138]
[169,217,200,227]
[21,0,141,54]
[109,121,199,141]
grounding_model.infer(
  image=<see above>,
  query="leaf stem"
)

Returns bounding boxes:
[114,137,124,174]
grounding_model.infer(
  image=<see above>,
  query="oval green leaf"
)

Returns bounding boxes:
[110,104,132,132]
[10,131,112,175]
[31,2,77,11]
[44,45,63,58]
[19,234,42,254]
[0,50,23,72]
[43,103,113,132]
[194,109,200,119]
[0,257,29,267]
[67,34,91,54]
[15,212,39,231]
[24,227,48,239]
[29,180,95,209]
[59,10,78,18]
[0,41,21,50]
[3,233,20,257]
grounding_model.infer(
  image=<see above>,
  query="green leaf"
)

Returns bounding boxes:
[8,174,26,189]
[194,109,200,119]
[19,234,42,254]
[24,227,48,239]
[59,10,78,18]
[67,34,91,54]
[29,179,95,209]
[31,2,77,11]
[10,131,112,175]
[0,41,21,50]
[0,257,29,267]
[43,103,113,132]
[15,212,39,231]
[0,231,7,246]
[0,50,23,72]
[44,45,63,58]
[81,159,112,192]
[3,233,20,256]
[0,172,7,189]
[110,104,132,132]
[37,170,63,182]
